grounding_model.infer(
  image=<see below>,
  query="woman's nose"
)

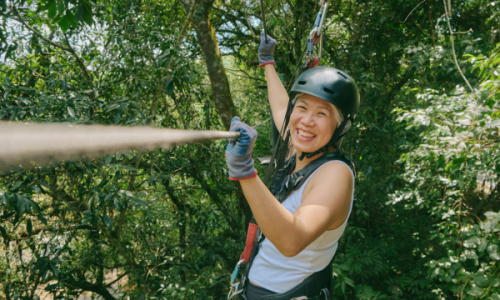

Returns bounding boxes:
[301,112,315,126]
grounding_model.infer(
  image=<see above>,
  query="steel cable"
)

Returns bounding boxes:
[0,122,241,171]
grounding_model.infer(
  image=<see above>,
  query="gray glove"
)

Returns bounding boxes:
[225,117,258,180]
[258,30,276,67]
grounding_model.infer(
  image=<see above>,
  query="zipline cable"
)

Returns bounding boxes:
[0,122,244,171]
[260,0,268,43]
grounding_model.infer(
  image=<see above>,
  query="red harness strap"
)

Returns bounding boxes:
[240,222,258,264]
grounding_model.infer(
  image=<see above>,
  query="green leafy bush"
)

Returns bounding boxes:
[391,44,500,299]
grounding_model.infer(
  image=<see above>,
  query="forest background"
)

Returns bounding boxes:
[0,0,499,299]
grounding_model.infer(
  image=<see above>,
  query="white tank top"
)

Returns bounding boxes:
[248,161,355,293]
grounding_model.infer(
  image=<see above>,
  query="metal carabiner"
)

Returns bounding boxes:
[316,1,328,60]
[227,259,245,300]
[304,0,329,68]
[228,282,243,299]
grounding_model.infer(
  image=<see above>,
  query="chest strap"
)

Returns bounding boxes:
[270,150,355,203]
[231,151,355,300]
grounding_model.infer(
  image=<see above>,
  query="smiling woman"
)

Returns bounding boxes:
[224,33,360,300]
[289,93,341,155]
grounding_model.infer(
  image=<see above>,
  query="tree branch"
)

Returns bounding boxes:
[62,276,117,300]
[11,7,71,51]
[400,0,427,23]
[442,0,476,98]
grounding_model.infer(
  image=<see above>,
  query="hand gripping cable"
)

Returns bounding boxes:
[0,120,268,172]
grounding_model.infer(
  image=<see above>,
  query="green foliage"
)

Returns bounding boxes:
[1,0,500,298]
[0,0,258,298]
[389,44,500,299]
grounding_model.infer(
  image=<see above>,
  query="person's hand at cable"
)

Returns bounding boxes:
[225,117,258,180]
[258,30,277,67]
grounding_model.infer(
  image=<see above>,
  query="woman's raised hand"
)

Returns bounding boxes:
[258,30,277,67]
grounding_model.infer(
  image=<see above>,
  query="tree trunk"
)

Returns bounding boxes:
[179,0,237,130]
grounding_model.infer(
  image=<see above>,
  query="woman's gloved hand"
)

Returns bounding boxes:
[225,117,258,180]
[258,30,276,67]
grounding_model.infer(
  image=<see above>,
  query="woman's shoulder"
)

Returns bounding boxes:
[303,160,354,198]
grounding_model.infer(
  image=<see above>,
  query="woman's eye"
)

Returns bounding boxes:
[298,106,306,110]
[318,112,327,116]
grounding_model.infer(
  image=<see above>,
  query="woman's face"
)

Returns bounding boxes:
[289,94,338,154]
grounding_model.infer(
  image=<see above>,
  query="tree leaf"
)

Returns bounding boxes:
[16,196,26,216]
[102,215,112,228]
[37,214,48,225]
[45,283,59,291]
[67,10,77,28]
[486,119,500,128]
[29,200,41,213]
[113,197,121,211]
[12,181,25,191]
[97,178,109,188]
[104,193,114,202]
[48,1,57,18]
[58,15,69,33]
[0,226,9,243]
[114,111,121,124]
[56,0,65,15]
[27,219,32,236]
[132,199,148,207]
[82,4,93,26]
[75,5,83,22]
[67,106,75,117]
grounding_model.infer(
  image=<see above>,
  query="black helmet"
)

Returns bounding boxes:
[290,66,360,120]
[289,66,360,160]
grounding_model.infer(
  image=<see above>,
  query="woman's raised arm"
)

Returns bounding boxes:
[265,65,289,133]
[257,31,289,133]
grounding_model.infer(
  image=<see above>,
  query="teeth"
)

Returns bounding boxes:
[298,129,315,138]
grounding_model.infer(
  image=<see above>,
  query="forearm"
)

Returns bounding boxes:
[265,65,289,132]
[240,175,307,257]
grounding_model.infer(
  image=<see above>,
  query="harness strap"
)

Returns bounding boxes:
[240,223,258,264]
[233,151,355,300]
[275,150,355,201]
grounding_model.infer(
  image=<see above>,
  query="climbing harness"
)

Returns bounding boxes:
[270,151,355,202]
[304,0,329,69]
[228,151,355,300]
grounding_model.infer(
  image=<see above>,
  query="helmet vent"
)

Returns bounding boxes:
[337,72,348,80]
[323,87,336,95]
[298,80,307,85]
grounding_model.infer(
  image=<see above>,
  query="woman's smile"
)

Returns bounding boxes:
[297,128,316,139]
[289,94,338,154]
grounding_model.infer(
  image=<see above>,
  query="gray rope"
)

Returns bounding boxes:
[0,122,240,171]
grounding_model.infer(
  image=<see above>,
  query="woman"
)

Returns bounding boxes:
[225,32,360,300]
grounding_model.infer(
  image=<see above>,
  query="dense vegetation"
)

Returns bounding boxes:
[0,0,499,299]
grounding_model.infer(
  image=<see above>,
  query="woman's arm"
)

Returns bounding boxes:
[265,65,289,133]
[240,162,353,257]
